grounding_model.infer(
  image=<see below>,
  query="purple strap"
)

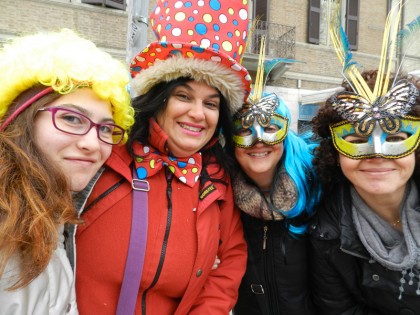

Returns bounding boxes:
[116,169,149,315]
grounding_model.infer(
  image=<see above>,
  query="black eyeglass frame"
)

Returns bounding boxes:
[37,106,125,145]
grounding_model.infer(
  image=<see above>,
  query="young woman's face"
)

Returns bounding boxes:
[339,153,415,202]
[33,89,114,192]
[156,80,221,157]
[235,140,284,189]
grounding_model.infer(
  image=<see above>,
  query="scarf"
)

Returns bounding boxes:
[132,141,202,187]
[232,166,297,220]
[351,181,420,299]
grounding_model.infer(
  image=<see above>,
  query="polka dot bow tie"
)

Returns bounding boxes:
[133,142,202,187]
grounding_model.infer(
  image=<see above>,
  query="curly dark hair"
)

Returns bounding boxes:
[128,77,236,182]
[311,70,420,191]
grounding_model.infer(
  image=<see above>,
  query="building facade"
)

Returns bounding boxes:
[0,0,129,59]
[1,0,419,128]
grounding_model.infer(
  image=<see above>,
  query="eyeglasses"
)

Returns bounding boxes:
[38,107,125,145]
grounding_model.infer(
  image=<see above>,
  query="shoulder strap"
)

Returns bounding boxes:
[116,168,149,315]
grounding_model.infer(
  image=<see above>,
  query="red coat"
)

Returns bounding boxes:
[75,127,247,315]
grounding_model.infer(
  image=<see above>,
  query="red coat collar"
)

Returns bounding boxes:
[105,145,132,181]
[148,118,169,153]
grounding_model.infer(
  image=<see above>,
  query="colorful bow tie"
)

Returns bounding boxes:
[133,142,202,187]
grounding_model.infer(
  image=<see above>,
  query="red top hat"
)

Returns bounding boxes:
[130,0,252,112]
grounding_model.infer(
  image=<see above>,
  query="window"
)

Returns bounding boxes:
[345,0,359,50]
[308,0,321,44]
[249,0,270,54]
[308,0,358,50]
[81,0,126,10]
[255,0,269,21]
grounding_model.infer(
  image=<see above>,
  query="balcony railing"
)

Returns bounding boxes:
[245,20,296,60]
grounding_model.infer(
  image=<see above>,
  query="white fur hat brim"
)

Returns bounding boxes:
[131,56,246,113]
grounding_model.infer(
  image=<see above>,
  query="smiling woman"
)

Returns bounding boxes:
[230,31,321,314]
[310,70,420,314]
[34,89,116,192]
[310,0,420,315]
[0,29,134,315]
[73,1,251,314]
[155,81,221,158]
[231,92,321,315]
[309,1,420,312]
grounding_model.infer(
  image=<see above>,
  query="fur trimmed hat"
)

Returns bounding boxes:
[130,0,252,113]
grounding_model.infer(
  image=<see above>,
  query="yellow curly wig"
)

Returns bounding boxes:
[0,29,134,142]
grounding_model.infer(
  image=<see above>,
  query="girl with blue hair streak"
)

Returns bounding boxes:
[231,91,321,315]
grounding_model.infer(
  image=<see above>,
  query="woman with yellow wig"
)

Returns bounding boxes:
[0,29,134,314]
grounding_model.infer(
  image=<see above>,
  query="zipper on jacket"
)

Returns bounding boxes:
[141,171,174,314]
[280,232,287,264]
[262,223,280,315]
[82,178,125,214]
[340,246,370,260]
[263,225,268,250]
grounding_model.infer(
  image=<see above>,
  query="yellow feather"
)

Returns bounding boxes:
[328,2,374,102]
[374,1,403,98]
[328,0,405,103]
[251,35,266,103]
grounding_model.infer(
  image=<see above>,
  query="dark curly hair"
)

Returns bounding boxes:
[128,77,236,182]
[311,70,420,191]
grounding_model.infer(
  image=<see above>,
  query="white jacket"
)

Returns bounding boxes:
[0,226,78,315]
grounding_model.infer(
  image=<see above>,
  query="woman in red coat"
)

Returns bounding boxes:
[74,0,250,314]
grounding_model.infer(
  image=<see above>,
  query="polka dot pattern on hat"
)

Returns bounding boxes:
[151,0,249,62]
[130,0,251,98]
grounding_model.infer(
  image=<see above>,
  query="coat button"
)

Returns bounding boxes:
[196,269,203,277]
[372,274,380,281]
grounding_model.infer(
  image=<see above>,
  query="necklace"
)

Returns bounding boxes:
[392,218,401,227]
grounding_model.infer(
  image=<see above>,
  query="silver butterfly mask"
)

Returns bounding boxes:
[236,93,279,129]
[331,80,419,136]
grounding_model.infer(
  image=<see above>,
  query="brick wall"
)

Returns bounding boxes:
[266,0,419,90]
[1,0,417,92]
[0,0,128,59]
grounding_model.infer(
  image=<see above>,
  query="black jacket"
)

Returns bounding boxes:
[234,212,317,315]
[309,185,420,315]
